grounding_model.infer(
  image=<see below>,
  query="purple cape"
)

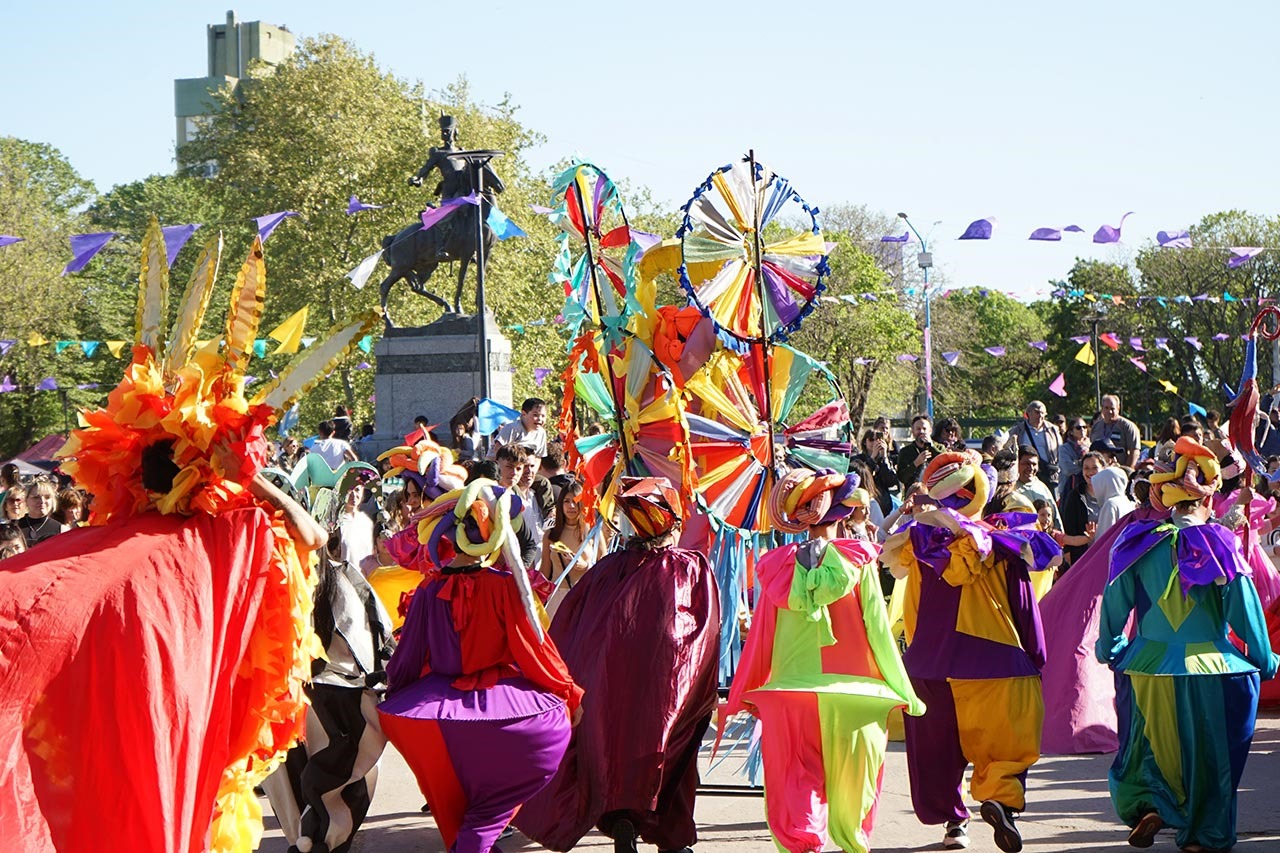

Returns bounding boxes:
[513,546,720,850]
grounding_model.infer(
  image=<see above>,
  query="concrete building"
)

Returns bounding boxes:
[173,10,295,157]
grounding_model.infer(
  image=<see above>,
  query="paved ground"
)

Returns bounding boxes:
[260,713,1280,852]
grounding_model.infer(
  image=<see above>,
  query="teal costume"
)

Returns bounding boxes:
[1097,517,1278,850]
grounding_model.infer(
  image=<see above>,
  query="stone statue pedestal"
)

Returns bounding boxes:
[370,312,511,452]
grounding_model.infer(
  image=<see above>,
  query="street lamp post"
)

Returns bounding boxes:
[898,213,934,420]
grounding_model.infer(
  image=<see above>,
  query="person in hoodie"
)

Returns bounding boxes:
[1091,466,1135,539]
[1097,436,1277,852]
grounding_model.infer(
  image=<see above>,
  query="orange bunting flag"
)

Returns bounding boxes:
[1098,332,1121,351]
[1074,342,1096,366]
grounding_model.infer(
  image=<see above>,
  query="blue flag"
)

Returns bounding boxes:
[476,397,520,436]
[485,205,527,241]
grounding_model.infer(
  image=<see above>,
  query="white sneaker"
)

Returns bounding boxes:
[943,819,970,849]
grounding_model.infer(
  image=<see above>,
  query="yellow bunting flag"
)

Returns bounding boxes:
[266,306,309,355]
[105,340,128,358]
[1158,379,1179,394]
[1083,293,1097,302]
[1074,342,1096,366]
[28,333,49,347]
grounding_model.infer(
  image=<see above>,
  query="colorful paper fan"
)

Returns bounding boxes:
[684,344,848,531]
[677,154,828,343]
[549,162,641,339]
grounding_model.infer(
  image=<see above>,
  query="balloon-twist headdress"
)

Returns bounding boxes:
[1150,436,1221,512]
[769,467,868,534]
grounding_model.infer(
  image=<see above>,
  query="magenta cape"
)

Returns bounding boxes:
[1039,505,1165,754]
[513,546,720,851]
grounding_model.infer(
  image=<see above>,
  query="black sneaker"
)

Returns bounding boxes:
[1127,811,1163,848]
[611,818,639,853]
[943,818,970,849]
[980,800,1022,853]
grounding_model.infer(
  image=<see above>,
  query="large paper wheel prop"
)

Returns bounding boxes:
[684,345,848,531]
[550,162,639,338]
[1229,306,1280,478]
[678,154,828,343]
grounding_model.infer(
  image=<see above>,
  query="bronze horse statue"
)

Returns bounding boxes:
[377,206,494,326]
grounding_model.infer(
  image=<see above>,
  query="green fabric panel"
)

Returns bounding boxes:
[1130,673,1186,804]
[771,609,827,680]
[818,694,884,853]
[574,371,614,417]
[777,347,814,422]
[858,561,926,716]
[785,545,857,647]
[790,447,850,473]
[682,234,744,264]
[1183,643,1230,675]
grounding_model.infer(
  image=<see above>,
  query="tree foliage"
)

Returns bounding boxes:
[0,138,97,451]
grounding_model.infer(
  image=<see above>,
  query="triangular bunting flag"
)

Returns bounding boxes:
[105,340,128,357]
[266,306,309,355]
[1074,342,1096,366]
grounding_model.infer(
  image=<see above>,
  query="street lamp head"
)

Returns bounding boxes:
[897,212,909,220]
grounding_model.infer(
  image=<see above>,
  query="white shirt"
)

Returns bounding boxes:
[492,421,547,458]
[311,437,353,469]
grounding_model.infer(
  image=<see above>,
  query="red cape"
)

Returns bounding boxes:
[0,508,286,851]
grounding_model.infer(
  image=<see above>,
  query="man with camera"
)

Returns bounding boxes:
[897,414,946,489]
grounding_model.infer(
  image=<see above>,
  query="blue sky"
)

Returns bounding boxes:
[5,1,1278,299]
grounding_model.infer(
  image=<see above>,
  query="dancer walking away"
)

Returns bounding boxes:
[1098,437,1277,852]
[515,477,719,853]
[725,468,924,853]
[881,451,1050,852]
[378,479,582,853]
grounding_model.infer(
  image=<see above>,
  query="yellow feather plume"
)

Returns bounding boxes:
[136,216,170,357]
[251,311,381,412]
[164,232,223,378]
[224,237,266,376]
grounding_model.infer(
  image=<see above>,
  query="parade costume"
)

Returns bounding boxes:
[1038,502,1165,754]
[1097,437,1277,851]
[723,469,923,853]
[263,468,395,853]
[0,221,378,852]
[881,452,1053,853]
[516,477,719,853]
[378,480,582,853]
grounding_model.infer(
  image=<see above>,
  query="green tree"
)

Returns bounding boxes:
[929,288,1049,418]
[0,138,97,452]
[180,39,570,433]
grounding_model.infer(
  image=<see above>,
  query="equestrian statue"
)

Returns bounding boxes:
[378,114,505,327]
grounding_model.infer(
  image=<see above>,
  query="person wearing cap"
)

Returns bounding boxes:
[723,468,924,853]
[378,480,583,853]
[1090,395,1141,468]
[1008,401,1062,492]
[1097,436,1277,852]
[516,477,719,853]
[881,451,1050,853]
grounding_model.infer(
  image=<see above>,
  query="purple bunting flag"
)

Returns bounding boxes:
[1155,338,1173,355]
[35,378,57,391]
[1029,341,1048,352]
[356,361,371,370]
[1070,335,1090,344]
[0,340,13,355]
[253,211,299,242]
[1212,333,1231,341]
[1064,225,1085,233]
[1093,211,1134,244]
[1048,373,1067,397]
[984,346,1006,357]
[1129,337,1145,352]
[1192,294,1210,301]
[0,376,15,393]
[533,367,552,386]
[1228,247,1264,269]
[76,383,100,390]
[0,236,22,248]
[346,195,384,214]
[1028,227,1062,241]
[1130,357,1147,372]
[853,357,873,365]
[421,193,480,232]
[896,353,919,362]
[1157,229,1192,248]
[1184,336,1202,351]
[161,223,201,267]
[61,232,117,275]
[529,204,555,215]
[942,351,961,365]
[880,232,911,243]
[958,218,995,240]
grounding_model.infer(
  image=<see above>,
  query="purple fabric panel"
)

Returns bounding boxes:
[378,673,565,721]
[762,264,802,325]
[994,537,1047,671]
[1109,520,1246,593]
[437,707,571,853]
[902,677,969,824]
[385,577,433,693]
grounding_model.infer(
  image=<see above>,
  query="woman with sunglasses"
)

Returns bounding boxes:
[2,487,26,521]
